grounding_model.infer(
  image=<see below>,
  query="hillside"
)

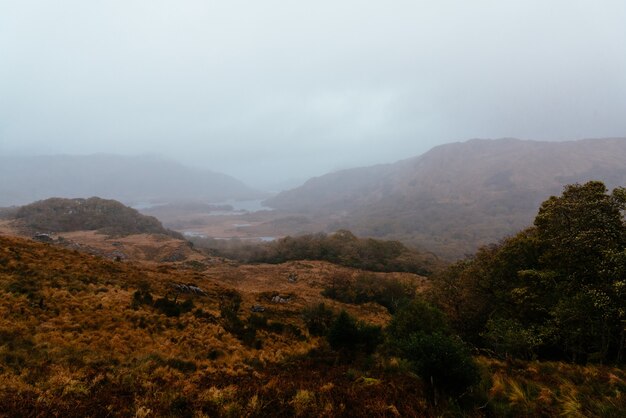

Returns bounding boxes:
[12,197,178,237]
[0,234,425,416]
[0,231,624,416]
[0,154,263,207]
[266,137,626,258]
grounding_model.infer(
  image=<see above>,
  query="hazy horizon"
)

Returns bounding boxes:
[4,136,626,192]
[2,1,626,189]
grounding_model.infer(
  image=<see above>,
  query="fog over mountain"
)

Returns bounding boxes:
[2,1,626,188]
[267,137,626,258]
[0,155,263,207]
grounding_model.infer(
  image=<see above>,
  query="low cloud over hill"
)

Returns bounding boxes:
[266,138,626,258]
[0,154,264,207]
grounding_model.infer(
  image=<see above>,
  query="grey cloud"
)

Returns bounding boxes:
[1,1,625,188]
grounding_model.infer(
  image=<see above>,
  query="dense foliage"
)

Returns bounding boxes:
[387,300,480,399]
[192,230,438,275]
[432,181,626,364]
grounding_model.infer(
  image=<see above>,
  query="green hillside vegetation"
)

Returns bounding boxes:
[431,181,626,364]
[14,197,183,238]
[191,230,440,275]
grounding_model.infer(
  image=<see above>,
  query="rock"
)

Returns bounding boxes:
[271,295,291,304]
[170,282,207,296]
[33,233,54,242]
[110,250,128,261]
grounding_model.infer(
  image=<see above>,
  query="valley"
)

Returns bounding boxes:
[4,2,626,415]
[1,178,625,416]
[113,137,626,261]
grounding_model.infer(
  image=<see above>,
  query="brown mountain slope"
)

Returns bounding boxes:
[265,137,626,259]
[1,235,624,416]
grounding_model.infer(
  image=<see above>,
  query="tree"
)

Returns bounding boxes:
[534,181,625,283]
[432,181,626,363]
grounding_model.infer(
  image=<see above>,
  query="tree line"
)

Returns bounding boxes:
[192,230,439,275]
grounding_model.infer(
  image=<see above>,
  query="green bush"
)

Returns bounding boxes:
[386,299,450,343]
[482,317,544,359]
[400,331,480,398]
[387,300,479,398]
[327,310,382,355]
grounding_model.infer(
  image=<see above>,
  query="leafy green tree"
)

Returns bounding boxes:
[432,181,626,363]
[534,181,625,283]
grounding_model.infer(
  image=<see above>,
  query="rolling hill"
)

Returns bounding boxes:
[265,137,626,259]
[0,224,624,416]
[11,197,178,237]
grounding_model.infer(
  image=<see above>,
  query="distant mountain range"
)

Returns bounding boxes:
[266,138,626,259]
[0,154,264,207]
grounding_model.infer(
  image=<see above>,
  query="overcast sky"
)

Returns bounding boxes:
[1,1,625,189]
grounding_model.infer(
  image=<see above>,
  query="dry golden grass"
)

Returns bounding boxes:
[479,357,626,417]
[0,233,430,416]
[1,233,624,417]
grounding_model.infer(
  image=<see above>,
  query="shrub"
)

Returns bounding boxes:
[165,358,197,373]
[131,289,153,309]
[327,310,382,355]
[153,297,193,317]
[387,299,480,399]
[400,331,480,398]
[302,303,336,336]
[386,299,450,343]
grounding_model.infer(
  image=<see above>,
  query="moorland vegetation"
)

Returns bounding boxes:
[0,181,625,416]
[191,230,440,276]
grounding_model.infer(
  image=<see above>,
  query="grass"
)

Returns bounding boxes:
[478,357,626,417]
[0,235,625,417]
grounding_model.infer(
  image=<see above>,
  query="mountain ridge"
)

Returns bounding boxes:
[0,154,264,207]
[265,137,626,258]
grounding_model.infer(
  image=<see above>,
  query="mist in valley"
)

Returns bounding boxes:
[4,3,626,416]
